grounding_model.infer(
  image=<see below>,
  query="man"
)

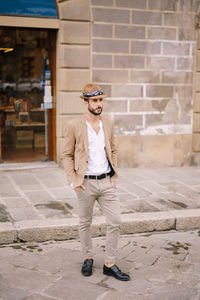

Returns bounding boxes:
[62,83,130,281]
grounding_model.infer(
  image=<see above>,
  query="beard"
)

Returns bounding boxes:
[88,105,102,116]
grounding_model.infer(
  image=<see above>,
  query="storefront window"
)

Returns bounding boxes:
[0,27,52,162]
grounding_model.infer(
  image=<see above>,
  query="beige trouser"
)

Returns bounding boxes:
[76,176,121,264]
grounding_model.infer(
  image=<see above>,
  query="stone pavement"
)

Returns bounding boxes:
[0,162,200,244]
[1,229,200,300]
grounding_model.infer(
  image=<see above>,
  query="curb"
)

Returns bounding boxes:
[0,161,57,171]
[1,209,200,245]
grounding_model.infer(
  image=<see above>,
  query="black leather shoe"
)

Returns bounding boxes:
[103,264,130,281]
[81,259,93,276]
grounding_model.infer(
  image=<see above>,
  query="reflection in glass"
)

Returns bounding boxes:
[0,27,52,161]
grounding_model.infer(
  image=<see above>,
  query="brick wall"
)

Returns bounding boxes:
[91,0,199,140]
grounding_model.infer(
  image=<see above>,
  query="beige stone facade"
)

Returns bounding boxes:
[1,0,200,167]
[56,0,200,167]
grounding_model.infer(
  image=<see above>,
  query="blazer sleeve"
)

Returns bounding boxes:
[62,121,76,185]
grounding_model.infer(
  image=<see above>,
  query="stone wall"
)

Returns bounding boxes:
[90,0,199,166]
[56,0,200,167]
[193,25,200,165]
[56,0,91,161]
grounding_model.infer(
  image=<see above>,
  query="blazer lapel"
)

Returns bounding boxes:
[101,116,111,157]
[80,115,88,156]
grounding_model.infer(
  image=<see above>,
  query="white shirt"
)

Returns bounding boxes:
[85,120,111,175]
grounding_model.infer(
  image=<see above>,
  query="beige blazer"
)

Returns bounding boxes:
[62,115,118,188]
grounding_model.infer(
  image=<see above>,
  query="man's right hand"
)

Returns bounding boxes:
[75,185,86,193]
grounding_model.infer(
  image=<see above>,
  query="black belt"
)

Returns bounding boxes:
[84,172,111,180]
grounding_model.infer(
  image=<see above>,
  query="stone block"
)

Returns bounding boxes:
[132,11,162,25]
[116,0,146,9]
[130,100,169,112]
[145,99,189,125]
[163,42,190,56]
[93,54,112,68]
[177,86,193,98]
[115,25,145,39]
[103,99,127,113]
[93,69,128,83]
[112,84,143,97]
[193,113,200,132]
[99,85,112,97]
[116,135,141,167]
[164,13,195,27]
[7,207,40,222]
[195,72,200,92]
[121,211,175,234]
[114,55,144,69]
[197,31,200,50]
[148,27,176,40]
[196,50,200,71]
[178,96,193,113]
[60,45,90,68]
[164,13,181,26]
[192,134,200,151]
[162,72,193,84]
[171,209,200,230]
[179,0,200,12]
[114,114,143,135]
[56,115,73,138]
[0,223,17,244]
[0,184,20,197]
[60,21,90,44]
[194,93,200,112]
[91,0,113,6]
[16,219,80,242]
[130,70,160,83]
[93,39,129,53]
[192,42,196,56]
[92,7,130,23]
[146,85,173,97]
[60,69,90,91]
[116,134,192,167]
[131,41,161,55]
[59,0,91,21]
[178,28,195,41]
[191,152,200,165]
[177,58,194,71]
[145,114,164,126]
[146,56,175,70]
[149,0,178,11]
[57,115,84,137]
[57,92,86,115]
[3,197,30,208]
[93,24,112,38]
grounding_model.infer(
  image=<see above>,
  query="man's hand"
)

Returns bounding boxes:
[75,185,86,193]
[111,179,117,187]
